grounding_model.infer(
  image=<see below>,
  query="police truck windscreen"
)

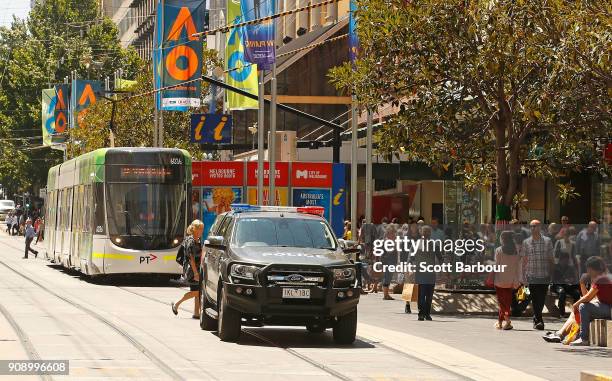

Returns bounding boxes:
[233,217,337,249]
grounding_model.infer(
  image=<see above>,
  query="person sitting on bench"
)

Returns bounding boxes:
[570,256,611,346]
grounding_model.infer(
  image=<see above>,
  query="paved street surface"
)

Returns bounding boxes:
[1,231,610,381]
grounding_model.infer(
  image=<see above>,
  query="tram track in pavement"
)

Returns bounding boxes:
[117,288,473,381]
[2,237,468,380]
[117,287,354,381]
[0,255,186,381]
[0,301,53,381]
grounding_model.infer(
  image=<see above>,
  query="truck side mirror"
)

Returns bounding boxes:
[205,235,226,250]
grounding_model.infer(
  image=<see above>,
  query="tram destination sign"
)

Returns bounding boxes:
[107,165,185,183]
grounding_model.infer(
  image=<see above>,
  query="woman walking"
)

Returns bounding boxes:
[171,220,204,319]
[494,231,524,330]
[381,224,398,300]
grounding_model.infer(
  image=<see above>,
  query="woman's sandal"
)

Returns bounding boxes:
[171,302,178,316]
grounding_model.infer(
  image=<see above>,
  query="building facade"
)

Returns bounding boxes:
[101,0,157,60]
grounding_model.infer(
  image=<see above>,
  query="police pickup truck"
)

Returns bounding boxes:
[198,204,360,344]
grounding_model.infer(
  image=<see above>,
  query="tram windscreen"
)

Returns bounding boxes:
[106,183,186,250]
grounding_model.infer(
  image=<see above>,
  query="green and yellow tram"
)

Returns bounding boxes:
[45,148,191,276]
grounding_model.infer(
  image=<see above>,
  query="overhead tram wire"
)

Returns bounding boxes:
[192,0,340,37]
[225,33,349,74]
[119,33,347,102]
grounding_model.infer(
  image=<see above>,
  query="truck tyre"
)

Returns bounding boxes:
[218,287,241,342]
[199,279,217,331]
[333,309,357,344]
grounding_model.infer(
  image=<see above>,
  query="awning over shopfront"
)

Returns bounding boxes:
[361,162,457,181]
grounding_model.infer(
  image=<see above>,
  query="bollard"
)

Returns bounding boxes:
[590,319,608,347]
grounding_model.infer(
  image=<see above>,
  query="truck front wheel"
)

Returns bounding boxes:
[218,287,241,342]
[199,278,217,331]
[333,309,357,344]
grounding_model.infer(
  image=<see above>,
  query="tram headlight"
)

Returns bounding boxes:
[114,237,122,244]
[173,238,179,245]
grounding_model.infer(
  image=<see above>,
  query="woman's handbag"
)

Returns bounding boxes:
[516,286,529,301]
[401,283,418,302]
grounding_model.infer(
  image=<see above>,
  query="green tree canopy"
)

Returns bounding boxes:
[0,0,141,196]
[330,0,611,220]
[72,48,221,161]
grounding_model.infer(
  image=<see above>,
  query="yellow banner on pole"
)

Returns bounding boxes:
[225,0,259,110]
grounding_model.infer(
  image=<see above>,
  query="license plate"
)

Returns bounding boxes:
[282,288,310,299]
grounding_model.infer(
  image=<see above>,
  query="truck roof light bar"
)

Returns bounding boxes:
[230,204,325,217]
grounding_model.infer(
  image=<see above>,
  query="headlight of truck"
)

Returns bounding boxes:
[333,267,356,287]
[230,264,261,284]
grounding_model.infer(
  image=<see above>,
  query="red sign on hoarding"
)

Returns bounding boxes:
[247,162,289,187]
[193,161,244,186]
[605,143,612,166]
[291,163,333,188]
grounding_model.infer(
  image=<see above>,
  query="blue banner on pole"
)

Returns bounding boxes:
[53,85,70,133]
[331,163,347,237]
[241,0,276,70]
[153,0,206,111]
[71,79,102,128]
[190,113,233,144]
[349,0,359,63]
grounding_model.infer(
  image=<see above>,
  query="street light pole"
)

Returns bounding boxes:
[257,70,265,206]
[350,98,358,240]
[268,1,279,206]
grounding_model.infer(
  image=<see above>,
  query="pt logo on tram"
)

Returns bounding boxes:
[139,254,158,264]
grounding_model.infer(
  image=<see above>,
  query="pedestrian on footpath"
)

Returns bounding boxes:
[575,221,601,272]
[522,220,554,330]
[5,212,13,234]
[171,220,204,319]
[493,231,523,330]
[402,221,421,313]
[14,205,23,235]
[23,218,38,259]
[569,256,611,346]
[414,225,442,321]
[11,211,19,236]
[551,250,580,317]
[35,217,44,244]
[381,224,398,300]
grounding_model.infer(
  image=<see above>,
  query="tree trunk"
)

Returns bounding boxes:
[494,118,512,222]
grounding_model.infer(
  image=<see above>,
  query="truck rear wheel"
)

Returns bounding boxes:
[333,309,357,344]
[218,287,241,342]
